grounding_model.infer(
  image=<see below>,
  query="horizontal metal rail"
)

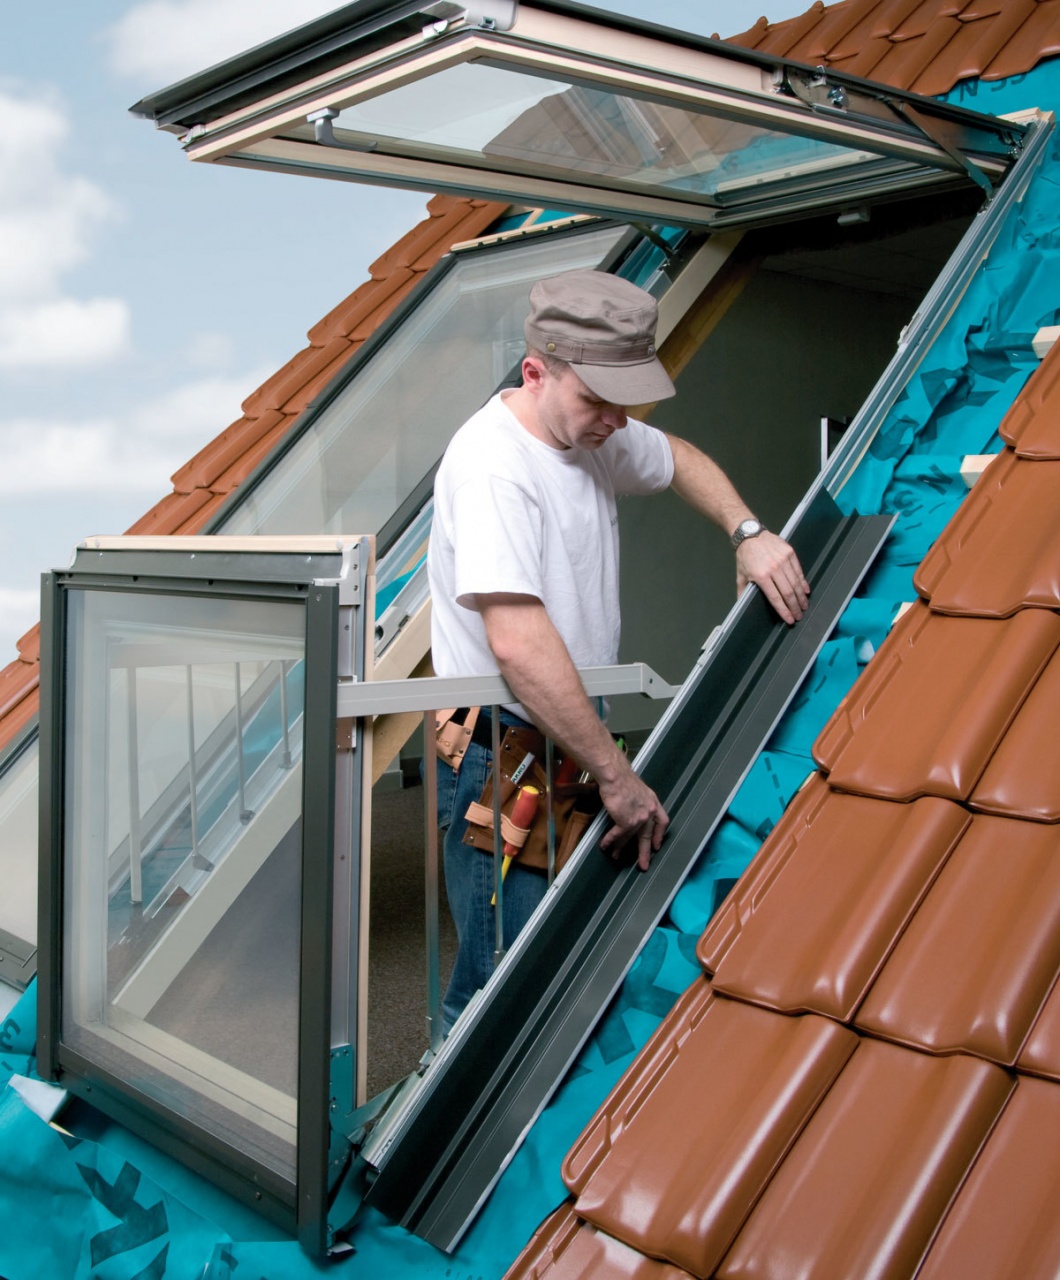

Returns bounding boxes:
[335,662,680,718]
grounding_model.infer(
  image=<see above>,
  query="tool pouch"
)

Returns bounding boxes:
[462,726,601,875]
[435,707,480,771]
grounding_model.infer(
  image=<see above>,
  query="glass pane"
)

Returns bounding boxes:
[291,61,875,206]
[0,744,38,944]
[217,224,626,537]
[62,588,306,1183]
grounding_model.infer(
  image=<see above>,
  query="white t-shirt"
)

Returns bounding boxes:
[428,391,674,711]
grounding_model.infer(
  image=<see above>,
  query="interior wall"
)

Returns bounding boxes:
[613,266,915,732]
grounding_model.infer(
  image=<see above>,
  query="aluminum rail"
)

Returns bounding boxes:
[335,662,680,717]
[362,492,895,1249]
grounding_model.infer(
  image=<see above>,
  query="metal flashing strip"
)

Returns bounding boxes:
[363,493,894,1250]
[0,929,36,992]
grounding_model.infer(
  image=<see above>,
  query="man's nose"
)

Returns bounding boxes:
[601,404,627,429]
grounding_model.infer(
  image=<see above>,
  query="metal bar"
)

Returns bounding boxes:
[233,662,251,821]
[126,666,143,906]
[363,497,894,1249]
[545,737,556,887]
[184,666,200,860]
[279,660,293,767]
[491,707,504,966]
[335,662,678,719]
[423,711,442,1054]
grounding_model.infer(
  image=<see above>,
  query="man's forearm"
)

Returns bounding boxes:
[477,596,624,783]
[476,594,669,865]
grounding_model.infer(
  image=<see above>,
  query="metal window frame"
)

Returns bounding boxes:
[132,1,1024,230]
[36,538,370,1253]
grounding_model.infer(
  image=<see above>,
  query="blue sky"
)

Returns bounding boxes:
[0,0,811,662]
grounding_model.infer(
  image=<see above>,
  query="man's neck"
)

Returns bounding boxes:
[502,385,566,450]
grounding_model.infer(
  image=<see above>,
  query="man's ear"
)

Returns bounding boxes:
[521,354,547,393]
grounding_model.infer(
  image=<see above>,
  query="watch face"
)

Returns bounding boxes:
[739,519,760,537]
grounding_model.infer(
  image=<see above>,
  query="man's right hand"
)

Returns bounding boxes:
[597,757,669,871]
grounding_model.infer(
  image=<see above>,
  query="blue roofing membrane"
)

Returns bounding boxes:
[3,57,1059,1280]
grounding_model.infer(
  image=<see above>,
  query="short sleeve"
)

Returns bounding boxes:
[450,473,546,608]
[607,419,674,495]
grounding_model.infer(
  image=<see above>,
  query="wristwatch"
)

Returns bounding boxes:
[730,517,766,550]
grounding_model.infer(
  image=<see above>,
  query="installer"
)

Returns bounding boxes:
[427,268,809,1030]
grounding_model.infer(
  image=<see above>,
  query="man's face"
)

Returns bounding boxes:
[533,360,629,451]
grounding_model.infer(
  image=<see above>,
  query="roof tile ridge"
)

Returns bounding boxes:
[725,2,827,55]
[913,0,1040,93]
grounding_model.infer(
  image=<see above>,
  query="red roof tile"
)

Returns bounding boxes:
[969,649,1060,821]
[916,1076,1060,1280]
[508,1203,696,1279]
[1000,337,1060,457]
[1019,978,1060,1079]
[698,775,970,1019]
[716,1040,1013,1280]
[564,982,856,1277]
[914,450,1060,616]
[725,0,1060,94]
[855,814,1060,1063]
[813,602,1060,802]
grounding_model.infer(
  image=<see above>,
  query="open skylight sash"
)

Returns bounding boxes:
[170,9,1020,228]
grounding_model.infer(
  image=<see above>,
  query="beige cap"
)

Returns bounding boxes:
[524,269,676,406]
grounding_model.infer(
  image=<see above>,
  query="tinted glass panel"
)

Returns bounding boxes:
[217,225,626,537]
[0,745,37,945]
[61,589,306,1181]
[288,61,875,207]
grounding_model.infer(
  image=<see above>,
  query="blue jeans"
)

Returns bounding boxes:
[435,714,547,1032]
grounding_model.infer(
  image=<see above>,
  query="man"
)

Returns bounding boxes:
[428,269,808,1029]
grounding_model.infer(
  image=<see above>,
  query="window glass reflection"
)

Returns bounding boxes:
[62,589,306,1181]
[217,225,626,538]
[303,62,865,204]
[0,745,37,945]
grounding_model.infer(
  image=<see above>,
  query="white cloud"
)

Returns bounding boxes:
[0,298,130,368]
[106,0,343,84]
[0,88,128,370]
[0,364,274,495]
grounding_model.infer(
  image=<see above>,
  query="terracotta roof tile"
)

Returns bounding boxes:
[916,1077,1060,1280]
[15,624,40,665]
[563,983,857,1278]
[0,661,38,726]
[911,0,1039,94]
[172,409,288,494]
[999,338,1060,458]
[914,450,1060,616]
[715,1040,1014,1280]
[724,0,1060,96]
[307,268,417,346]
[1019,978,1060,1079]
[982,1,1060,80]
[206,416,299,494]
[698,775,970,1019]
[855,814,1060,1063]
[812,602,1060,802]
[124,487,219,537]
[172,490,230,534]
[969,645,1060,822]
[507,1203,696,1279]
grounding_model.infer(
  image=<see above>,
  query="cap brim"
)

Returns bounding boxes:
[572,356,676,406]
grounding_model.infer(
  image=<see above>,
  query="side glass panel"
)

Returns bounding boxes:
[217,225,626,538]
[61,588,306,1182]
[0,744,38,946]
[288,62,872,206]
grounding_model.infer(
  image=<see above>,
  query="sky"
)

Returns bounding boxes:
[0,0,812,664]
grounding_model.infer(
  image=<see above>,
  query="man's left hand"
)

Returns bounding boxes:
[736,532,810,624]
